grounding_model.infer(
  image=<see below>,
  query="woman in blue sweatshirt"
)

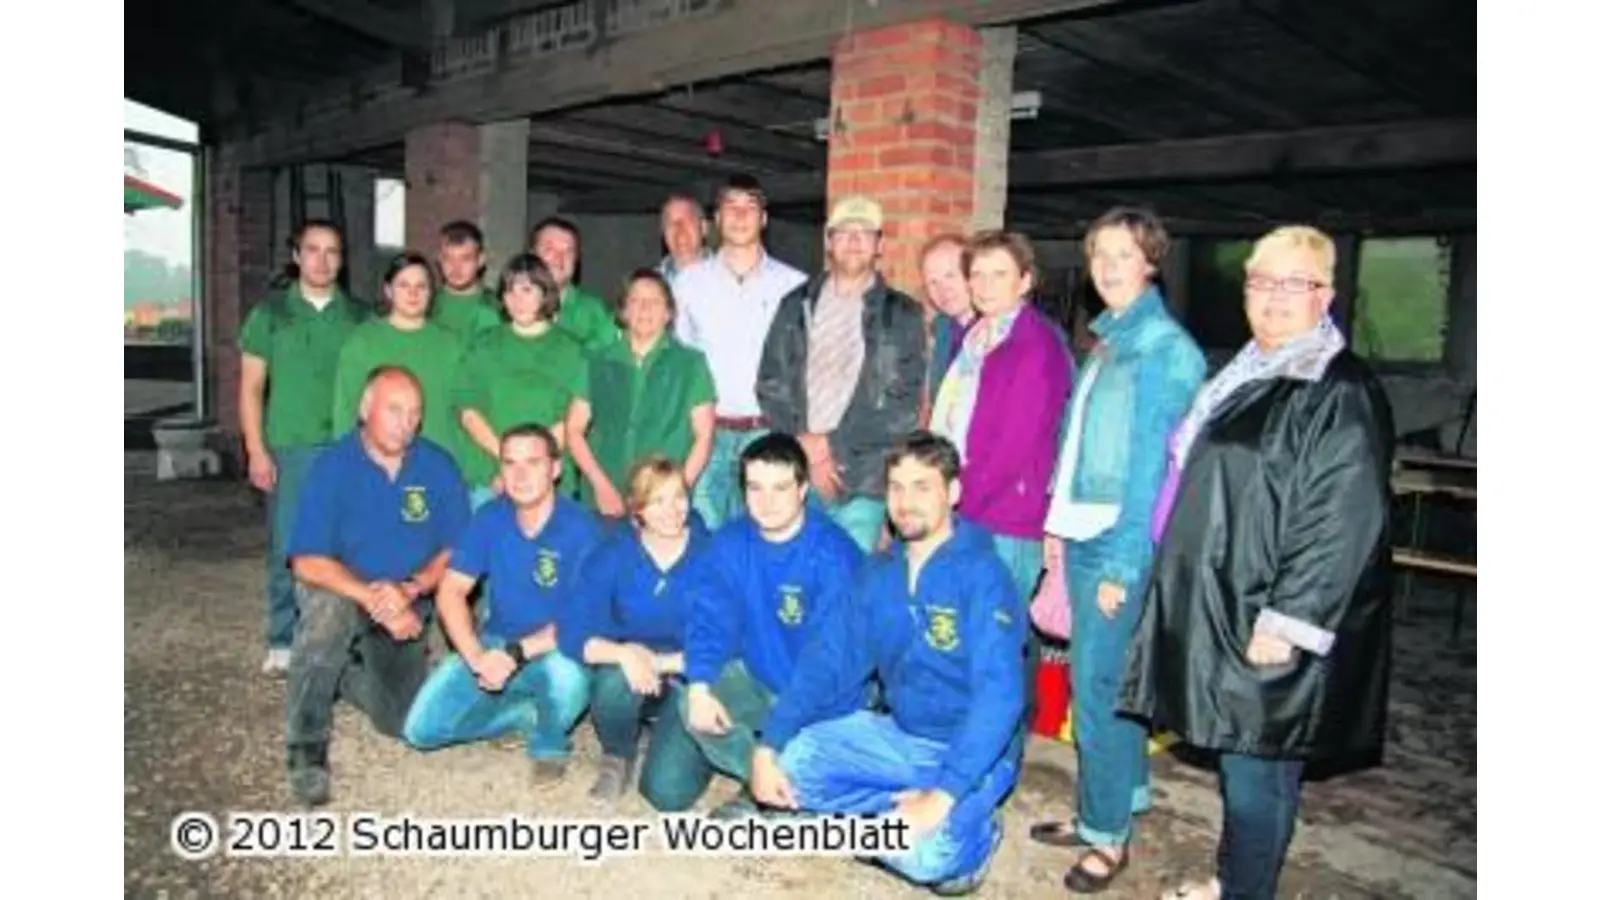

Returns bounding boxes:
[558,456,716,810]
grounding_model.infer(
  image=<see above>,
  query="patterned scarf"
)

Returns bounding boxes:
[1151,316,1345,543]
[1171,315,1347,469]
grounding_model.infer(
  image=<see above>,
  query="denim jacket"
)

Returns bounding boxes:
[1059,287,1204,586]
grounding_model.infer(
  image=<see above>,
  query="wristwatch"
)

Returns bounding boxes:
[503,640,528,668]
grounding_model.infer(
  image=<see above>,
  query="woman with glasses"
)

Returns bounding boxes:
[1124,226,1395,900]
[1030,206,1207,894]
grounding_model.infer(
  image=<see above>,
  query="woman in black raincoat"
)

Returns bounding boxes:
[1120,225,1396,900]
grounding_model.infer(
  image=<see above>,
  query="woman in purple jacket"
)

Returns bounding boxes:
[929,229,1073,718]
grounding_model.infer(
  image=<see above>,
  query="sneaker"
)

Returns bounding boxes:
[261,648,291,677]
[588,755,635,802]
[931,816,1004,896]
[530,759,569,789]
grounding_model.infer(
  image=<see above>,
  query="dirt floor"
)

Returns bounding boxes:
[123,452,1476,898]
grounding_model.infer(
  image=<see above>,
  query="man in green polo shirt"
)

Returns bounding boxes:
[431,220,502,339]
[238,219,367,677]
[566,268,717,521]
[529,216,619,353]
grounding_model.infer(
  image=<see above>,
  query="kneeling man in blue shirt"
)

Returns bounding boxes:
[403,422,604,789]
[752,430,1026,895]
[285,367,471,807]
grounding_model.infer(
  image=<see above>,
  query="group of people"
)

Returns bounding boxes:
[238,171,1397,899]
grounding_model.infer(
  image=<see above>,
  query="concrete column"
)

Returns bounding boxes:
[476,119,529,285]
[1443,232,1476,383]
[971,26,1016,234]
[827,18,987,294]
[1332,233,1361,339]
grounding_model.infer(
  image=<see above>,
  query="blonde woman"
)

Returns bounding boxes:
[557,457,717,811]
[1122,226,1395,900]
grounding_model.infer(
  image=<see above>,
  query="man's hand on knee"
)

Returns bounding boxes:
[685,683,732,735]
[750,746,799,809]
[891,789,955,842]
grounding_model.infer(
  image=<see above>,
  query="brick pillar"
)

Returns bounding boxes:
[827,19,990,294]
[405,121,480,253]
[204,142,274,454]
[404,119,529,281]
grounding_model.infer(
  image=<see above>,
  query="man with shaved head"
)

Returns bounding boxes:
[283,366,471,806]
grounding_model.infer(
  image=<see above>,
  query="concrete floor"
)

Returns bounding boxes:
[123,453,1475,898]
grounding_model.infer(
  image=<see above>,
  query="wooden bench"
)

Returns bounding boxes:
[1390,452,1476,641]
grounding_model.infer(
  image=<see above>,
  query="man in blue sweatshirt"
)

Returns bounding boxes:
[751,430,1026,895]
[681,432,866,815]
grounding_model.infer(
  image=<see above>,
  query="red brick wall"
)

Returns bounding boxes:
[205,142,274,452]
[404,121,481,252]
[828,19,981,296]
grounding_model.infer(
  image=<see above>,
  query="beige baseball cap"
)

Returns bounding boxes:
[826,195,884,231]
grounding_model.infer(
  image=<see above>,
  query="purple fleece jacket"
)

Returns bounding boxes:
[958,304,1073,539]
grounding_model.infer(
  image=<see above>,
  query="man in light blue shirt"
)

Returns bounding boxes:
[673,174,807,529]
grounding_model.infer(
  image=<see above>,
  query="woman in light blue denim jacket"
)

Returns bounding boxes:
[1029,207,1206,893]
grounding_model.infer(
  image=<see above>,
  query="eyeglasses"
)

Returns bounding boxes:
[1245,273,1327,295]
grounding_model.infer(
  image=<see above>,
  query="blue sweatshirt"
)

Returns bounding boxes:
[684,511,865,694]
[759,517,1026,801]
[556,526,716,660]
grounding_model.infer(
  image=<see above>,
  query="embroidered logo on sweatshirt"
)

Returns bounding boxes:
[777,585,805,627]
[533,549,560,588]
[400,486,430,523]
[925,606,960,652]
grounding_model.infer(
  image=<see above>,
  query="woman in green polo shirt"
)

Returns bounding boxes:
[455,253,590,508]
[566,269,716,521]
[331,252,466,461]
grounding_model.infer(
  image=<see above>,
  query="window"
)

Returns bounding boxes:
[375,177,406,260]
[1352,237,1449,364]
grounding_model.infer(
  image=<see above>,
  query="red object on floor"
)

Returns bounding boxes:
[1032,657,1071,738]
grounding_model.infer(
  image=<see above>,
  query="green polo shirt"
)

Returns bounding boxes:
[431,285,501,338]
[237,285,366,449]
[331,319,467,460]
[580,335,716,503]
[555,284,619,352]
[453,324,590,487]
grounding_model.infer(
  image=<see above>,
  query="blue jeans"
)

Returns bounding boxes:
[692,428,765,531]
[1218,754,1305,900]
[992,534,1045,737]
[809,492,887,554]
[779,710,1015,885]
[1066,532,1151,846]
[403,640,591,760]
[589,668,714,811]
[266,444,324,649]
[680,660,775,784]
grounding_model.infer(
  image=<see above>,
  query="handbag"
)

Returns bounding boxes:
[1029,537,1071,640]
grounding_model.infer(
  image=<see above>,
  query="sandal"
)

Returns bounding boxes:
[1160,877,1221,900]
[1062,846,1129,894]
[1027,820,1088,848]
